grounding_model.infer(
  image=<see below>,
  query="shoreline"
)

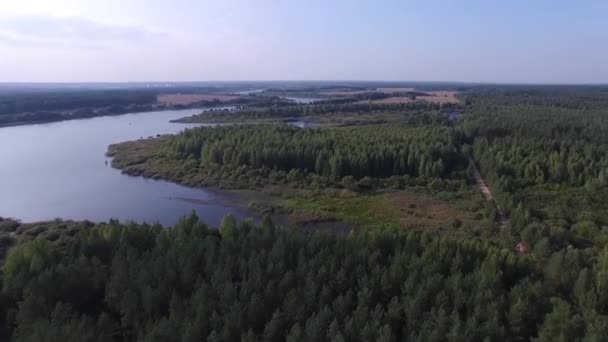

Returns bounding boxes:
[0,103,241,129]
[106,138,355,229]
[106,136,481,234]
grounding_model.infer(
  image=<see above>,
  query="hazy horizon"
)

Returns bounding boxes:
[2,0,607,84]
[2,80,608,87]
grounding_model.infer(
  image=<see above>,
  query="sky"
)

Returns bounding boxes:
[0,0,607,83]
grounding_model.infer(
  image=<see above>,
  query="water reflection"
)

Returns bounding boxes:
[0,108,255,226]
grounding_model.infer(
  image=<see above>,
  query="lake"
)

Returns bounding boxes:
[0,108,256,226]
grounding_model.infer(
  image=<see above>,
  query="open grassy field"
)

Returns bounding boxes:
[339,87,461,104]
[278,187,499,238]
[281,190,478,227]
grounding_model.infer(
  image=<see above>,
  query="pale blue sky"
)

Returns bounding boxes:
[1,0,606,83]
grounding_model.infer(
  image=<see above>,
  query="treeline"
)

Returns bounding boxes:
[176,101,463,124]
[0,104,165,126]
[0,90,158,116]
[171,125,466,181]
[473,137,608,188]
[460,106,608,143]
[465,86,608,110]
[2,214,608,341]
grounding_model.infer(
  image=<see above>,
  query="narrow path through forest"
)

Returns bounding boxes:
[469,158,510,229]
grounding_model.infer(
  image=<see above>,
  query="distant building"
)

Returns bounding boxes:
[516,241,531,254]
[447,111,461,120]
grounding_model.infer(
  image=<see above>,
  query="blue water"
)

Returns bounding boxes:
[0,109,255,226]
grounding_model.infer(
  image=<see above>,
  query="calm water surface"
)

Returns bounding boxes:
[0,109,255,226]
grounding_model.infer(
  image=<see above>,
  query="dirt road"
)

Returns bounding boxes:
[469,158,509,228]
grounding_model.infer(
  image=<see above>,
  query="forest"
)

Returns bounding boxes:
[171,125,464,180]
[110,86,608,252]
[460,87,608,253]
[174,100,462,125]
[3,85,608,340]
[1,213,608,341]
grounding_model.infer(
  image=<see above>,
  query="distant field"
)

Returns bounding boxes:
[377,87,416,93]
[361,96,413,104]
[157,94,240,105]
[321,87,459,104]
[360,90,460,104]
[418,90,460,104]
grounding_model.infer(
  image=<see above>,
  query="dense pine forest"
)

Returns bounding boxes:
[3,85,608,340]
[174,101,461,124]
[2,214,608,341]
[172,125,464,180]
[462,87,608,252]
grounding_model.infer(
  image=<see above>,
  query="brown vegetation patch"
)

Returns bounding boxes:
[352,89,459,104]
[384,191,475,229]
[157,94,240,106]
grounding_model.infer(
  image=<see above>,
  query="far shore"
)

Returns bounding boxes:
[0,103,238,129]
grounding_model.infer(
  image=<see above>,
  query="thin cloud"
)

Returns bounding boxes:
[0,14,165,48]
